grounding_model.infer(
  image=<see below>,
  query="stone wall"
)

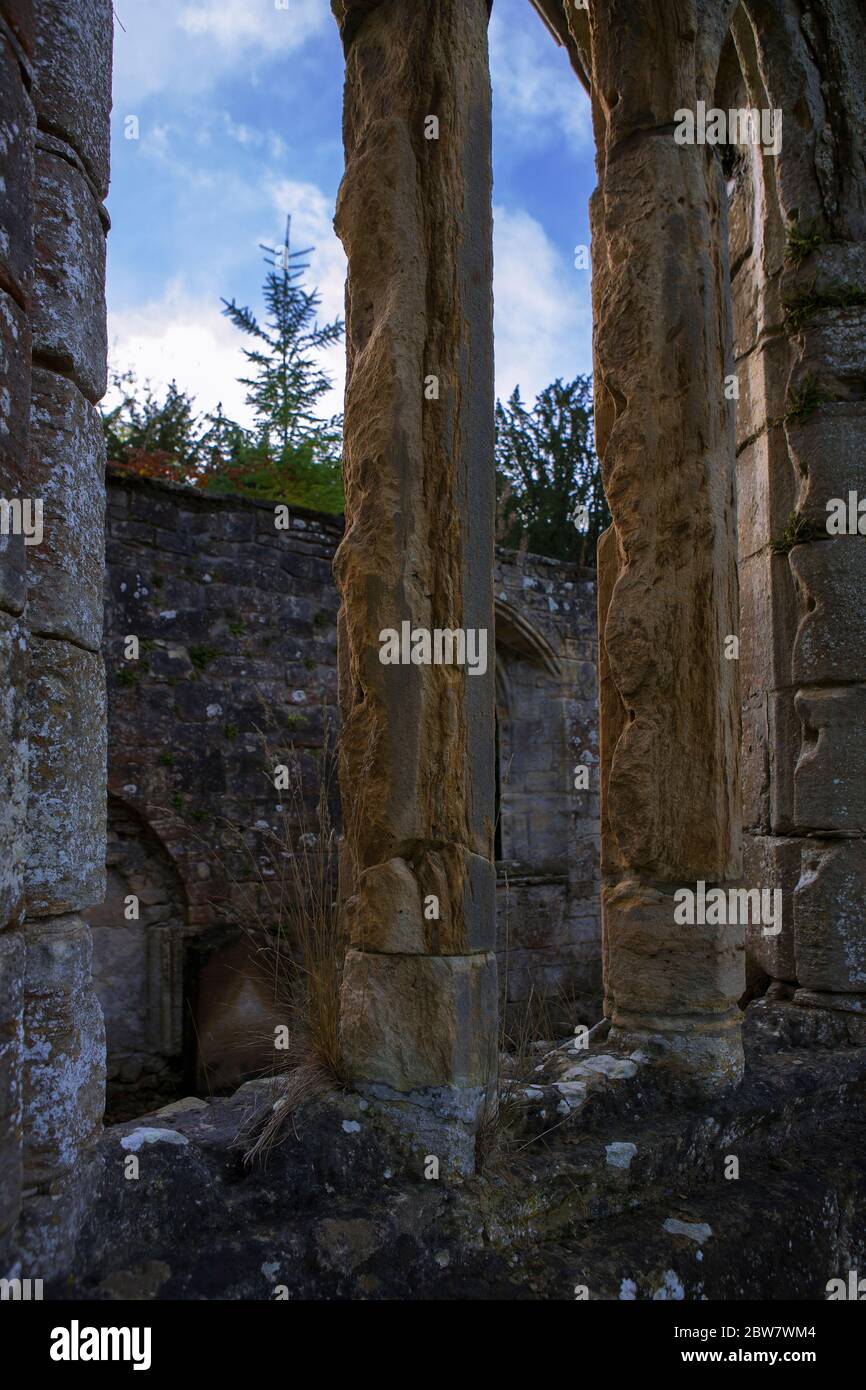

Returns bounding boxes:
[95,470,600,1106]
[0,0,111,1278]
[723,1,866,1023]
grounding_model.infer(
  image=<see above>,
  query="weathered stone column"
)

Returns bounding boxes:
[587,0,745,1090]
[15,0,111,1270]
[331,0,497,1171]
[0,0,34,1275]
[733,0,866,1035]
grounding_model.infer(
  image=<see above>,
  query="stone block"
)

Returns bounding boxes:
[0,30,34,304]
[0,930,23,1251]
[22,914,105,1183]
[794,686,866,833]
[27,368,105,649]
[788,401,866,529]
[339,948,498,1093]
[740,833,814,983]
[738,548,797,699]
[0,288,30,616]
[25,637,106,915]
[790,539,866,686]
[735,336,790,453]
[345,846,495,955]
[33,0,112,197]
[33,150,107,403]
[0,610,27,928]
[795,840,866,994]
[604,878,744,1024]
[741,693,769,832]
[768,688,799,833]
[798,308,866,399]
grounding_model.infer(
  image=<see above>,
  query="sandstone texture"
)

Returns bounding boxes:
[332,0,497,1150]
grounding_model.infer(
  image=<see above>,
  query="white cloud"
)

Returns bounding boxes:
[178,0,321,49]
[107,281,257,425]
[489,0,592,148]
[493,205,592,403]
[107,176,347,434]
[112,0,329,103]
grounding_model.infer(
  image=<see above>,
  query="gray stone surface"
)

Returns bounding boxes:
[25,636,106,915]
[33,0,112,198]
[32,150,107,402]
[22,914,105,1185]
[27,368,105,648]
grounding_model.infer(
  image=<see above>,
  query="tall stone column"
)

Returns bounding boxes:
[331,0,497,1172]
[587,0,745,1090]
[0,0,34,1275]
[734,0,866,1032]
[15,0,111,1271]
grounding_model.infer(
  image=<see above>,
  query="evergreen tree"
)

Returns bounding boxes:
[495,375,610,566]
[220,216,343,460]
[102,369,204,482]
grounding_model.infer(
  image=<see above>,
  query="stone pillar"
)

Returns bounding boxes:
[735,0,866,1029]
[14,0,111,1268]
[0,0,34,1275]
[331,0,497,1172]
[588,0,745,1090]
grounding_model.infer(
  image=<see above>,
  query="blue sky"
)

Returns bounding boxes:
[107,0,595,426]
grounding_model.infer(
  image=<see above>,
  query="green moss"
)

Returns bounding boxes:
[223,723,239,741]
[115,667,137,688]
[170,793,184,810]
[228,619,245,636]
[189,643,220,671]
[159,752,175,767]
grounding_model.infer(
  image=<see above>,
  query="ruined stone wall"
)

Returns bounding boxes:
[97,471,601,1097]
[493,550,601,1028]
[0,0,111,1276]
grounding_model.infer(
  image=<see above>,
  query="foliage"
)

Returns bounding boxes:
[103,217,346,512]
[495,375,609,566]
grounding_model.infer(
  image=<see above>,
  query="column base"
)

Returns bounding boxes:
[609,1012,744,1095]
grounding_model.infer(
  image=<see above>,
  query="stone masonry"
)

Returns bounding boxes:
[1,0,866,1293]
[95,468,600,1112]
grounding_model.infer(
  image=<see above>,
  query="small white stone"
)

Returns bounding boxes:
[120,1127,189,1152]
[653,1270,685,1301]
[663,1218,712,1244]
[605,1141,637,1169]
[342,1119,361,1134]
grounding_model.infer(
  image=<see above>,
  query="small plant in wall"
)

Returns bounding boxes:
[784,221,824,265]
[783,374,826,422]
[770,511,817,555]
